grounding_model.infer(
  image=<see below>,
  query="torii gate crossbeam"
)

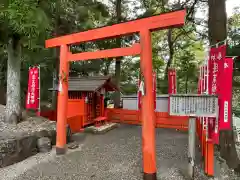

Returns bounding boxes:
[45,9,186,180]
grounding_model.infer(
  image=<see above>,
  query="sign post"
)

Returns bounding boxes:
[188,117,196,178]
[169,94,218,178]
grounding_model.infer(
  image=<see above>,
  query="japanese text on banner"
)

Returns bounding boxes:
[168,68,177,94]
[26,67,40,110]
[219,57,233,130]
[208,45,227,144]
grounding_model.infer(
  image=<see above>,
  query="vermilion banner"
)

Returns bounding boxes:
[201,65,208,140]
[208,47,218,143]
[26,67,40,110]
[168,68,177,114]
[208,44,227,144]
[219,57,233,130]
[198,66,204,140]
[197,78,202,95]
[168,68,177,94]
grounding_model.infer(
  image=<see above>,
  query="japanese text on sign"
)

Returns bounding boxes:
[169,94,218,117]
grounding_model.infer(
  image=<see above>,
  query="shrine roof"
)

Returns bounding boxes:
[49,76,119,92]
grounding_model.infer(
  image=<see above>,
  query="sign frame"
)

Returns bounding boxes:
[169,94,218,118]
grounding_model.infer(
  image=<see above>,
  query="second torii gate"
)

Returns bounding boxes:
[45,9,186,180]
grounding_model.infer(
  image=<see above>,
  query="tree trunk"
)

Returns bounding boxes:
[208,0,240,172]
[114,0,122,108]
[161,29,174,94]
[5,36,21,124]
[208,0,227,45]
[52,48,59,110]
[185,74,188,93]
[165,29,174,79]
[52,8,61,110]
[114,58,121,108]
[103,60,111,76]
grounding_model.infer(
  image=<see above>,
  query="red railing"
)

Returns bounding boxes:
[106,108,188,130]
[41,107,189,131]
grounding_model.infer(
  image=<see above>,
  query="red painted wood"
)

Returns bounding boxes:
[45,8,186,175]
[68,44,141,61]
[94,116,107,121]
[56,45,69,150]
[106,109,189,130]
[45,10,186,48]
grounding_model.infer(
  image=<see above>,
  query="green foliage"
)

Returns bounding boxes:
[227,8,240,57]
[0,0,50,41]
[0,0,111,105]
[0,0,236,105]
[227,7,240,115]
[174,32,204,93]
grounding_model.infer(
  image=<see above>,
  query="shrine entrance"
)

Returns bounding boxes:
[45,9,186,180]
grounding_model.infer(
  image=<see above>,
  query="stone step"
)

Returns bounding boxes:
[84,123,119,134]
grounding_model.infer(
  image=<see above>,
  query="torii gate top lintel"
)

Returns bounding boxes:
[45,9,186,49]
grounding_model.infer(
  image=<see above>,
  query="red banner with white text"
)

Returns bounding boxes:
[26,67,40,110]
[198,66,204,139]
[201,65,208,140]
[219,57,233,130]
[208,44,227,144]
[168,68,177,114]
[168,68,177,94]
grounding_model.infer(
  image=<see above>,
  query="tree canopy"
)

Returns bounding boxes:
[0,0,239,118]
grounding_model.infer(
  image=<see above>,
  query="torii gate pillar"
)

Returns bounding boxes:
[56,44,69,154]
[140,29,157,179]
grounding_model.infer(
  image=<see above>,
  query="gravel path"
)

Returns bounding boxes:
[0,124,239,180]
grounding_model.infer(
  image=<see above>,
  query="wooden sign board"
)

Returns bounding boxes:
[169,94,218,117]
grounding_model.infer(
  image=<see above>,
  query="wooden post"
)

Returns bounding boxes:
[204,109,217,177]
[188,117,196,178]
[56,44,69,155]
[201,122,206,157]
[205,141,214,176]
[140,29,157,180]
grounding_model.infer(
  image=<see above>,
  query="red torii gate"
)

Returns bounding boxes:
[45,9,186,180]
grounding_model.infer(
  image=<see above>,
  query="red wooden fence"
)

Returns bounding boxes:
[41,108,189,131]
[106,109,189,130]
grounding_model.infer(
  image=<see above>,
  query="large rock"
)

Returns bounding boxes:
[37,137,51,153]
[0,115,75,168]
[0,116,58,167]
[0,134,37,168]
[33,130,56,146]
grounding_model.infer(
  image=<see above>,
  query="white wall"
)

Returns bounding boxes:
[122,95,169,112]
[122,98,138,110]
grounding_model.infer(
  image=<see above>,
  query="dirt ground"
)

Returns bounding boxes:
[0,124,239,180]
